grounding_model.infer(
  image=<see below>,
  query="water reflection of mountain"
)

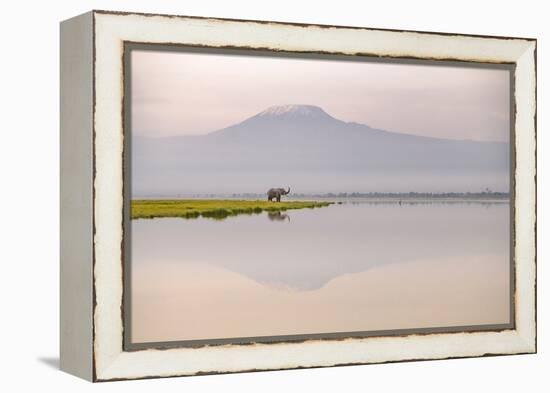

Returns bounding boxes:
[132,202,509,291]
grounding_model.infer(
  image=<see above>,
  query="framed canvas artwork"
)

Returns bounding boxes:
[60,10,537,381]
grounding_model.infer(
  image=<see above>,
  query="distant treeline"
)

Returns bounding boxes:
[136,191,510,200]
[228,191,510,199]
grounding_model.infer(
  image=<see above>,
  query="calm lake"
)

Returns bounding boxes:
[130,201,511,344]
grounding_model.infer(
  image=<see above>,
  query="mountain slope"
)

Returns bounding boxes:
[132,105,509,195]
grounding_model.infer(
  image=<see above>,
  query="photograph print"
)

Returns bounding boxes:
[125,46,513,347]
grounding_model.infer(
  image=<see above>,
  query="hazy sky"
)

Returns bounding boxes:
[131,49,510,142]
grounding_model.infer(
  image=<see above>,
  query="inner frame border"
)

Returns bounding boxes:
[121,42,517,352]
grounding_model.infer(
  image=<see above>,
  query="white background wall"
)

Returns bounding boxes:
[0,0,546,391]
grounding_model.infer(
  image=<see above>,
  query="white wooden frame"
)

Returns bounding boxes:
[60,10,537,382]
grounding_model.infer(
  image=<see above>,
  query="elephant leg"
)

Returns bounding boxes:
[277,195,281,202]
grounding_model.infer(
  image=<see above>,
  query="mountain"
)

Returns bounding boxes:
[132,105,509,196]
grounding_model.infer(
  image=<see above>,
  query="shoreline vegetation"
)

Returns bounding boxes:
[131,199,333,220]
[229,191,511,200]
[136,191,510,200]
[131,192,510,220]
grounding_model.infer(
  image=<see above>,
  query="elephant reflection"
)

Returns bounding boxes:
[267,211,290,222]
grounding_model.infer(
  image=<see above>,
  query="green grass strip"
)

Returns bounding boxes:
[131,199,332,220]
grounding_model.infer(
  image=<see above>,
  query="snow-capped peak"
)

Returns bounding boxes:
[257,104,332,119]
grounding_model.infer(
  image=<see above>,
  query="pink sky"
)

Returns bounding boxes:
[131,49,510,142]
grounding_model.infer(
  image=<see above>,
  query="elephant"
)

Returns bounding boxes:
[267,187,290,202]
[267,211,290,222]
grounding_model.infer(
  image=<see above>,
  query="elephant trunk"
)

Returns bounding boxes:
[285,187,290,195]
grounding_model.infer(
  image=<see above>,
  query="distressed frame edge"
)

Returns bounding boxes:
[90,11,537,381]
[512,40,537,354]
[91,8,537,42]
[59,11,95,381]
